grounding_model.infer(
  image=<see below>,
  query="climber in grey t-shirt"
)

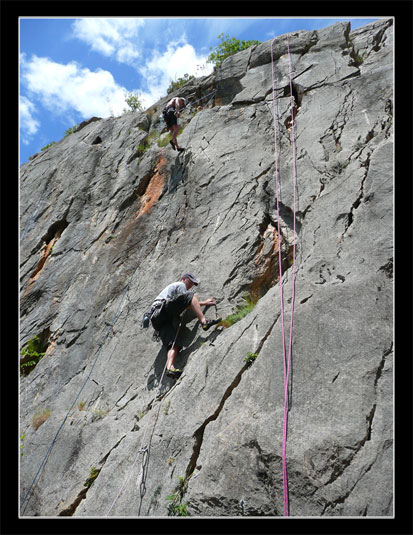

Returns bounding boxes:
[153,280,188,303]
[150,273,221,378]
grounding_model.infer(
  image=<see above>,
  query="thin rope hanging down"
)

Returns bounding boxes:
[105,361,169,517]
[106,313,185,516]
[270,33,298,518]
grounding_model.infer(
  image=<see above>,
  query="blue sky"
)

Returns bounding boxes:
[19,17,378,165]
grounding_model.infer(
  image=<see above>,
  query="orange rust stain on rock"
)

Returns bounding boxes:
[24,221,68,296]
[136,155,166,218]
[44,340,56,356]
[250,223,282,302]
[24,238,57,296]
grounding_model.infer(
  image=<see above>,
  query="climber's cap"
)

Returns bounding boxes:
[183,273,199,285]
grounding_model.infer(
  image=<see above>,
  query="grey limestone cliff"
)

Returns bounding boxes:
[19,19,393,517]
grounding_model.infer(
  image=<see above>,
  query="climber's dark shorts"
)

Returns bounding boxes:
[163,108,177,129]
[151,292,193,349]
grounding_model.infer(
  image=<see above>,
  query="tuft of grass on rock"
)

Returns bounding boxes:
[220,294,257,328]
[244,352,258,367]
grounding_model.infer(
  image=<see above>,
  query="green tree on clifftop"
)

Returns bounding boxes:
[207,33,261,68]
[123,91,144,113]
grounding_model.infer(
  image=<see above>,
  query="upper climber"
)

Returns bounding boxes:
[162,96,186,152]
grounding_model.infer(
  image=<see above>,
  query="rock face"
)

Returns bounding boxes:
[19,19,393,517]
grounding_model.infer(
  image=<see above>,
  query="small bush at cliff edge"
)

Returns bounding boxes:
[123,91,144,113]
[167,73,195,94]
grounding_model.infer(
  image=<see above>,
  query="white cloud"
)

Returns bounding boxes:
[72,18,144,65]
[70,19,213,108]
[139,39,213,107]
[20,95,40,144]
[21,55,129,119]
[19,21,215,136]
[144,41,207,82]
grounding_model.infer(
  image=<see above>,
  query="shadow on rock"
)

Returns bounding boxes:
[146,312,223,390]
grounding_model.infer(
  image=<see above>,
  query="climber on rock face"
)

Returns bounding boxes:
[162,97,186,152]
[149,273,221,378]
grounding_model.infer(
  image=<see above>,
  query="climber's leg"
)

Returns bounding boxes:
[188,293,207,326]
[166,343,180,370]
[171,124,180,150]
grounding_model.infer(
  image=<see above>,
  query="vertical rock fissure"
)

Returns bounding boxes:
[184,316,279,483]
[58,433,126,516]
[321,344,393,514]
[184,365,248,483]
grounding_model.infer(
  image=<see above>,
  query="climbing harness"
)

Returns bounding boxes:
[141,299,164,329]
[270,33,298,517]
